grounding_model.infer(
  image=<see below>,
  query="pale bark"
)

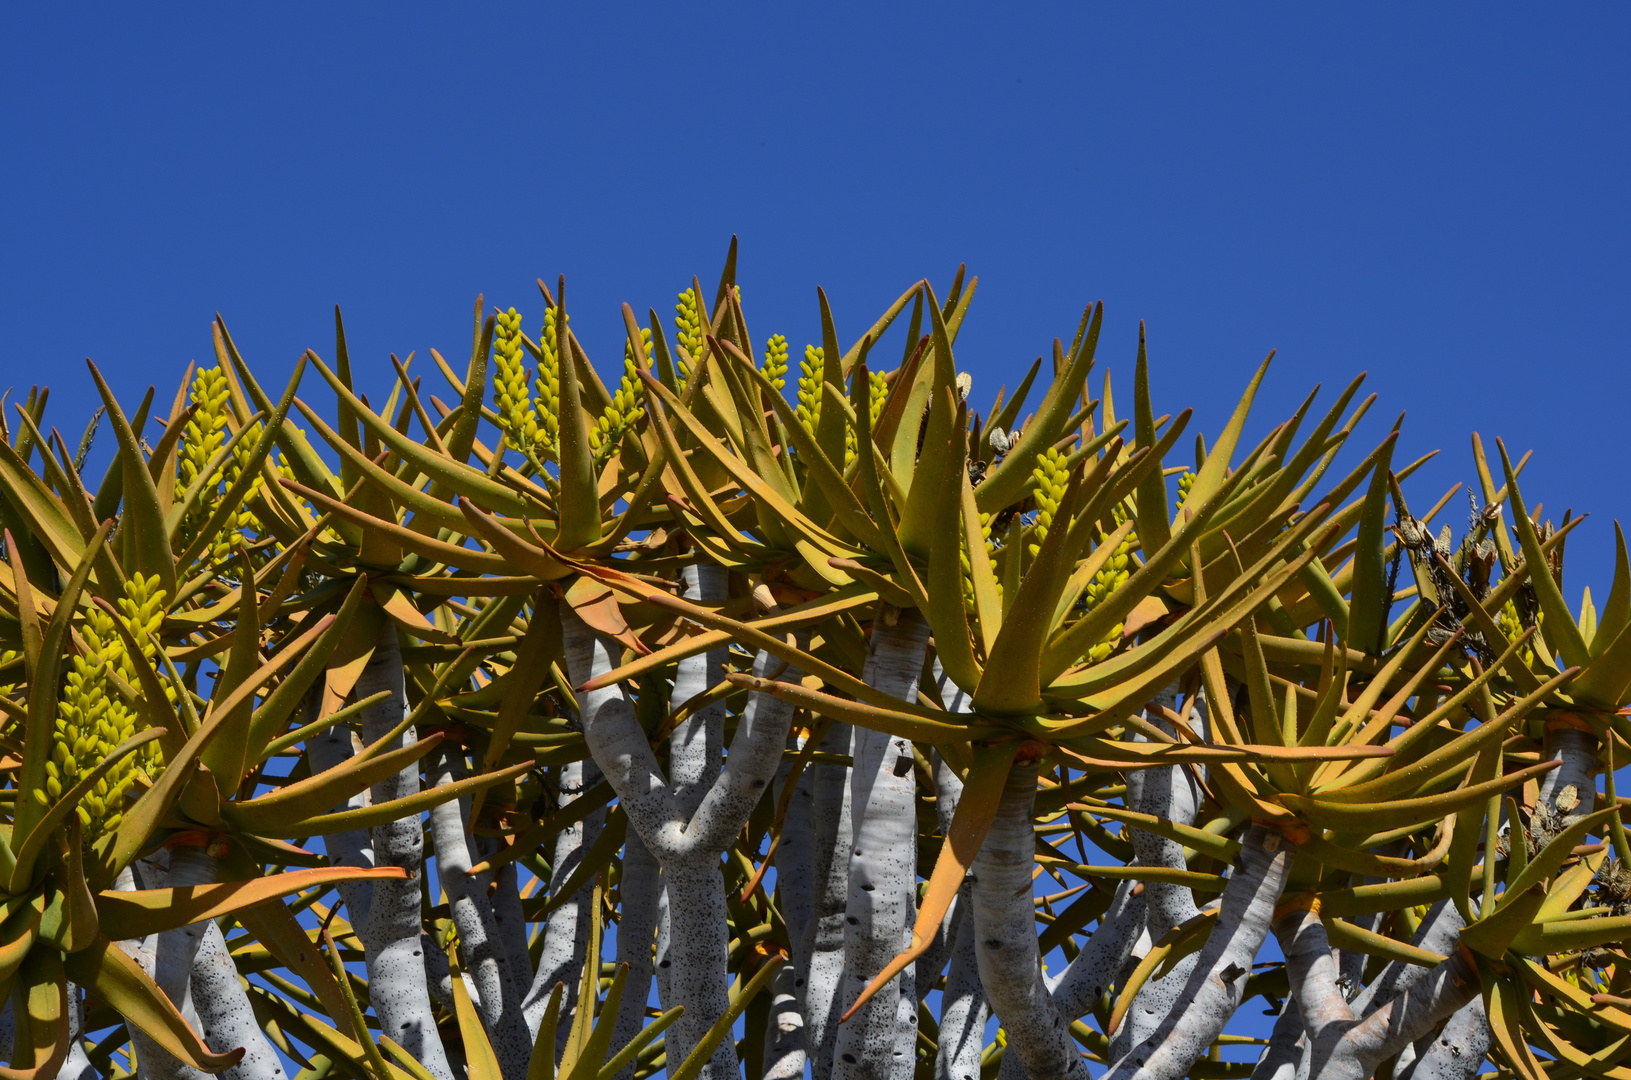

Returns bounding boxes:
[833,612,931,1080]
[804,723,854,1080]
[970,761,1088,1080]
[1537,726,1598,817]
[191,919,289,1079]
[429,746,533,1079]
[611,833,661,1080]
[929,672,990,1080]
[935,888,991,1080]
[1250,1000,1305,1080]
[525,755,603,1038]
[352,622,454,1080]
[60,982,96,1080]
[562,569,803,1080]
[1048,879,1147,1023]
[765,724,819,1080]
[764,960,809,1080]
[1275,908,1480,1080]
[1396,998,1489,1080]
[124,857,209,1080]
[1108,684,1205,1062]
[1103,827,1292,1080]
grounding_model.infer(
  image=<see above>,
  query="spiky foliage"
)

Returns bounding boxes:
[0,251,1625,1080]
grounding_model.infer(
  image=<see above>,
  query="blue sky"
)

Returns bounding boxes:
[2,6,1626,584]
[3,6,1627,1072]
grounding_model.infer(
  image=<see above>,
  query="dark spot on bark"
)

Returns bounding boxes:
[660,959,671,968]
[847,917,859,925]
[861,883,874,891]
[854,849,862,856]
[796,978,805,987]
[984,939,1001,949]
[842,1054,857,1064]
[1220,962,1246,984]
[413,950,422,957]
[753,778,765,786]
[403,1022,412,1029]
[892,755,914,777]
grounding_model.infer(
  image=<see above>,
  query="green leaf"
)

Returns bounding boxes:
[976,301,1103,514]
[86,361,176,598]
[552,284,602,549]
[1344,431,1397,654]
[64,935,244,1072]
[96,866,409,941]
[1282,757,1560,835]
[1498,438,1591,671]
[258,758,534,838]
[1131,322,1173,556]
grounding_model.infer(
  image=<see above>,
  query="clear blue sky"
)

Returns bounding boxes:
[3,5,1627,593]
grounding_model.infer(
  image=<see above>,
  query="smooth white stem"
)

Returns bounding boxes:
[1276,909,1479,1080]
[764,961,809,1080]
[804,723,854,1080]
[353,622,454,1080]
[191,919,289,1080]
[122,858,208,1080]
[525,756,604,1039]
[669,563,727,820]
[610,833,660,1080]
[1103,827,1292,1080]
[1396,997,1489,1080]
[934,884,990,1080]
[1049,879,1147,1022]
[152,846,215,1040]
[1250,999,1305,1080]
[304,690,377,933]
[1110,684,1205,1061]
[833,612,930,1080]
[1538,727,1598,817]
[971,762,1088,1080]
[429,747,533,1079]
[1350,900,1464,1018]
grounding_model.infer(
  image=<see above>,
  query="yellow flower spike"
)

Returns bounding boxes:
[761,334,790,391]
[1029,446,1070,555]
[533,306,564,449]
[796,345,824,438]
[53,575,171,838]
[492,306,540,452]
[674,288,704,382]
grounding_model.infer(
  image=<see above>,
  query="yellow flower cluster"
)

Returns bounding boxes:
[761,334,789,391]
[49,572,170,833]
[1080,508,1138,664]
[492,307,540,452]
[178,365,270,562]
[1497,600,1538,665]
[674,288,705,382]
[590,329,651,470]
[1175,469,1196,511]
[796,345,824,438]
[534,307,564,450]
[1029,446,1070,556]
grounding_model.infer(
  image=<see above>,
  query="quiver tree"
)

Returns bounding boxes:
[0,241,1626,1080]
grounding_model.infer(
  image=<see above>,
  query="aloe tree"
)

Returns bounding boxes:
[2,248,1630,1080]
